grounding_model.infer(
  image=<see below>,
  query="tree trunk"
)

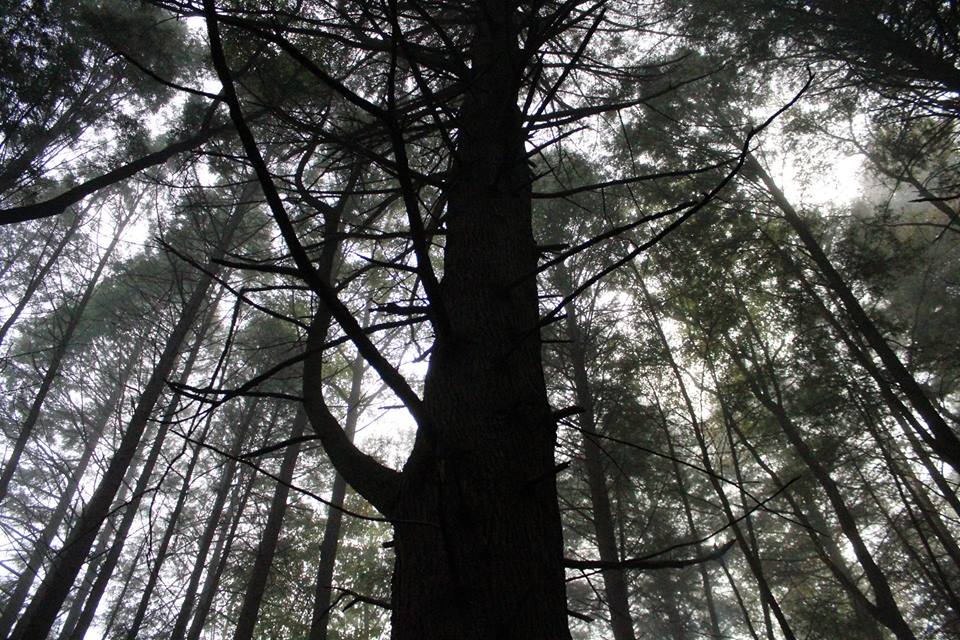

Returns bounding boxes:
[0,340,141,638]
[651,395,793,640]
[660,421,725,640]
[121,406,212,640]
[99,536,146,639]
[0,209,132,504]
[231,409,307,640]
[640,269,787,639]
[761,236,960,516]
[185,463,260,640]
[168,398,262,640]
[729,341,917,640]
[387,8,569,637]
[54,454,142,640]
[634,269,724,639]
[8,196,244,640]
[66,309,213,640]
[719,558,762,640]
[309,348,366,640]
[0,213,81,351]
[720,396,886,640]
[562,298,637,640]
[747,154,960,472]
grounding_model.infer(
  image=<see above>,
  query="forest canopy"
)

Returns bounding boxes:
[0,0,958,639]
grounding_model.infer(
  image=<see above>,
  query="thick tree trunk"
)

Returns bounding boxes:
[388,7,569,637]
[309,349,366,640]
[231,409,307,640]
[8,197,243,640]
[0,341,140,638]
[562,300,637,640]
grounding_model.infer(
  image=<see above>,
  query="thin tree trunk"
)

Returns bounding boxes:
[121,402,217,640]
[0,212,81,350]
[99,536,146,639]
[632,270,733,640]
[231,409,307,640]
[650,568,688,640]
[854,461,960,618]
[168,398,262,640]
[716,406,776,640]
[9,195,246,640]
[659,418,724,640]
[762,236,960,516]
[718,393,886,640]
[185,462,261,640]
[55,455,141,640]
[728,338,917,640]
[66,308,214,640]
[0,209,133,503]
[0,340,141,638]
[562,296,637,640]
[852,390,960,572]
[748,154,960,472]
[639,285,795,640]
[308,347,366,640]
[719,558,761,640]
[652,395,789,640]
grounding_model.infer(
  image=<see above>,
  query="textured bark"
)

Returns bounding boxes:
[386,8,569,637]
[562,299,636,640]
[8,197,245,640]
[203,3,568,636]
[0,210,132,504]
[0,342,140,638]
